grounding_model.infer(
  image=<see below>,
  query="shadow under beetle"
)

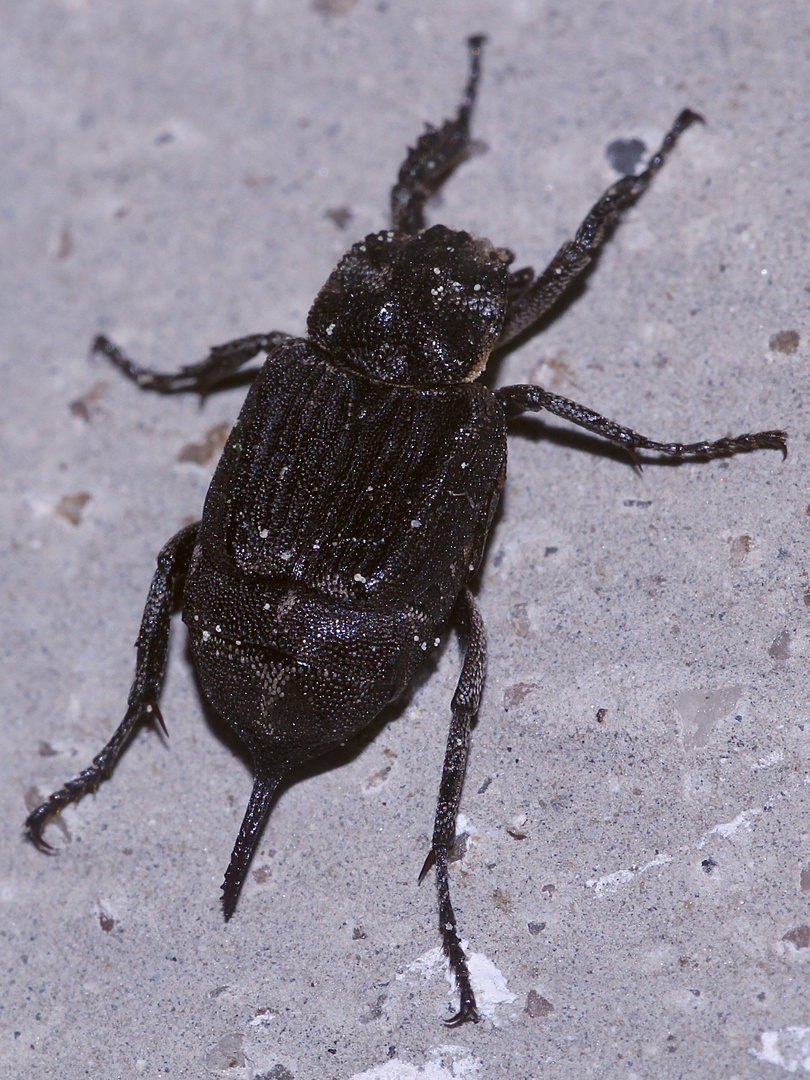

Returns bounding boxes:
[26,37,786,1025]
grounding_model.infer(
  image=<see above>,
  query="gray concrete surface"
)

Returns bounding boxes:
[2,2,808,1078]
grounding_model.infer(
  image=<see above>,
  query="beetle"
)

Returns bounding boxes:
[26,36,785,1024]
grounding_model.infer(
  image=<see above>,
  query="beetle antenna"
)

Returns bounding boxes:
[221,773,281,920]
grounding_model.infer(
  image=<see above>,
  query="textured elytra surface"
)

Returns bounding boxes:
[3,3,806,1079]
[201,341,504,606]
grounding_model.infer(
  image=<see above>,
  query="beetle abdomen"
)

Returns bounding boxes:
[184,558,433,761]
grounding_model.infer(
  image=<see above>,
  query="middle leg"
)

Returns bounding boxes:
[496,384,787,464]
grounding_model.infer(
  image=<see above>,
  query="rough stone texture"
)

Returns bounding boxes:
[2,2,807,1078]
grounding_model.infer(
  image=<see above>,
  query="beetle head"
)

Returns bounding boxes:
[308,224,510,385]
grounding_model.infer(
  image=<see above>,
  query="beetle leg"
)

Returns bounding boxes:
[496,384,787,462]
[390,35,486,235]
[24,522,199,851]
[92,331,291,396]
[499,109,704,347]
[221,773,282,920]
[425,587,486,1025]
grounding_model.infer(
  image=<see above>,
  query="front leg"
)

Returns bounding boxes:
[423,587,487,1026]
[496,384,787,463]
[24,523,199,850]
[499,109,704,347]
[390,35,486,235]
[93,331,291,396]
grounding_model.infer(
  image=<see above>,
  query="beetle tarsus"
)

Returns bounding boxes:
[25,700,146,849]
[436,846,480,1026]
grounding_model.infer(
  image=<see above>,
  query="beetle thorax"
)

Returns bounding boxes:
[308,224,510,386]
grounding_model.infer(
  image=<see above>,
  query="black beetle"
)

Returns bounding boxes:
[26,37,785,1025]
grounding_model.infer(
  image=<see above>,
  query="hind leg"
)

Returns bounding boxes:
[25,522,199,850]
[423,587,487,1025]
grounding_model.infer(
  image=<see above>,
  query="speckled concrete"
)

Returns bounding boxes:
[2,3,808,1078]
